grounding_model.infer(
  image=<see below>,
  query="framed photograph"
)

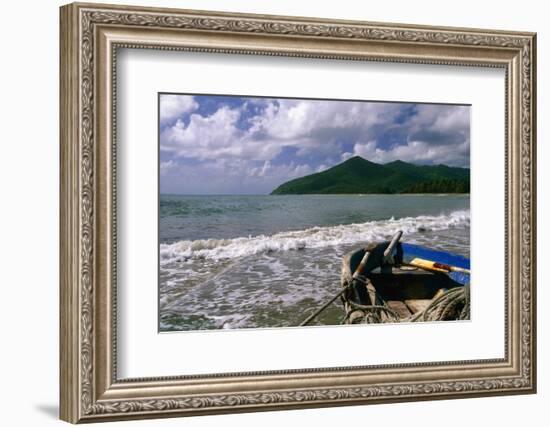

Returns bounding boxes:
[60,2,537,423]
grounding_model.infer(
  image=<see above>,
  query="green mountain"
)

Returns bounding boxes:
[270,156,469,195]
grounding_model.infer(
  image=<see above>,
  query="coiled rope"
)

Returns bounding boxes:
[342,284,470,324]
[412,284,470,322]
[341,302,402,324]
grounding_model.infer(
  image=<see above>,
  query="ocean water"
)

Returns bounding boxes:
[159,194,470,331]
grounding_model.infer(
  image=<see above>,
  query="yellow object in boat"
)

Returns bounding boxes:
[409,258,470,274]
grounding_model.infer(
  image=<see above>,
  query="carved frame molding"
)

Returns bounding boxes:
[60,2,536,423]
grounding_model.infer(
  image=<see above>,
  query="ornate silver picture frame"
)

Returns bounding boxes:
[60,2,536,423]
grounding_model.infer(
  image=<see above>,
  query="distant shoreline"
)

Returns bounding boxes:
[270,156,470,195]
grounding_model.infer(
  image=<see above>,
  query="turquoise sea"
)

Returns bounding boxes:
[159,194,470,331]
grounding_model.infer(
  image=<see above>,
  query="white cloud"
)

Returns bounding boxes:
[161,98,408,164]
[341,152,354,161]
[353,139,470,167]
[248,160,313,180]
[349,104,470,167]
[408,104,470,145]
[160,160,177,175]
[159,96,470,193]
[161,106,287,162]
[247,99,402,144]
[160,158,316,194]
[160,94,198,124]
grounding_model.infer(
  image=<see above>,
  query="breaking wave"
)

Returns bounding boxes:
[160,210,470,265]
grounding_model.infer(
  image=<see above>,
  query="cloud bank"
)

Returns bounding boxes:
[159,94,470,194]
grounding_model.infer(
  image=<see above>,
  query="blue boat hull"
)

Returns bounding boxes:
[400,243,470,286]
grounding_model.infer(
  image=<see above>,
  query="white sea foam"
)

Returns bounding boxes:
[160,210,470,265]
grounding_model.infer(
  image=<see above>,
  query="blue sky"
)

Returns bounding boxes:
[159,94,470,195]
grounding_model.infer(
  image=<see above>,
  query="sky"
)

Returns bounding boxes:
[159,94,470,195]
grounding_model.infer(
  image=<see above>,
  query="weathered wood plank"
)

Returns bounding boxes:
[386,300,412,319]
[404,299,432,314]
